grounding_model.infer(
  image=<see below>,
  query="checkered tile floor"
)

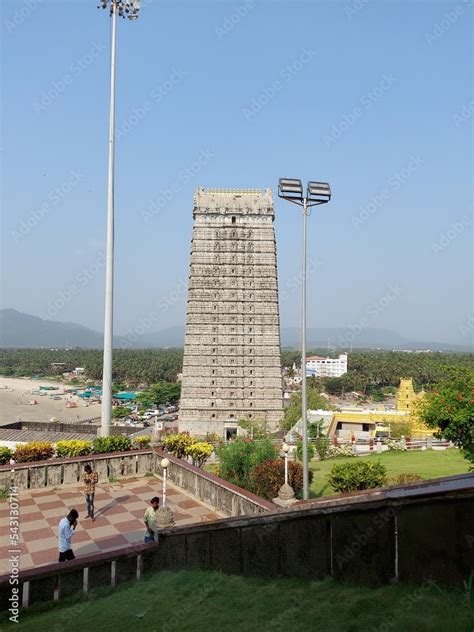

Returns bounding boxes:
[0,476,224,574]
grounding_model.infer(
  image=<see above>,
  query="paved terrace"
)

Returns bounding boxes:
[0,428,94,443]
[0,475,225,574]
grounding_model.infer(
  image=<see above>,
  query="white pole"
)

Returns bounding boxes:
[163,468,167,508]
[284,450,288,486]
[301,198,309,500]
[100,4,117,438]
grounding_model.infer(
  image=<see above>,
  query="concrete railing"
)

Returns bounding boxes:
[0,450,155,491]
[4,420,139,436]
[1,473,472,612]
[155,450,275,516]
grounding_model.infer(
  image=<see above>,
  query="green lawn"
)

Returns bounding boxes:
[4,570,472,632]
[310,448,470,498]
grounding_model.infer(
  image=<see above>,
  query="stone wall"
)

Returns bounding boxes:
[0,450,155,491]
[1,478,472,611]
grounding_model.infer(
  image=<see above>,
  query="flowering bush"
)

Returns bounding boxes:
[0,447,13,465]
[185,442,213,468]
[56,440,92,458]
[133,435,152,449]
[329,461,387,493]
[387,439,407,451]
[326,445,355,459]
[162,433,196,459]
[251,459,311,500]
[14,442,55,463]
[91,435,131,454]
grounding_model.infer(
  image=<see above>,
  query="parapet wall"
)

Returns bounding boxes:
[1,474,472,610]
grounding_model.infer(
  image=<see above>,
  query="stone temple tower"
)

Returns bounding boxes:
[179,187,284,438]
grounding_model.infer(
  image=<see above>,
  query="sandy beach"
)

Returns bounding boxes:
[0,376,100,426]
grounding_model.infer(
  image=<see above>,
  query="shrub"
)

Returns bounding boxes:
[14,441,55,463]
[216,438,278,491]
[56,440,92,458]
[163,433,196,459]
[0,447,13,465]
[329,461,387,493]
[296,439,315,463]
[387,473,424,486]
[185,442,214,468]
[251,459,313,500]
[387,439,407,451]
[91,435,131,454]
[314,438,330,461]
[133,435,152,449]
[326,444,355,459]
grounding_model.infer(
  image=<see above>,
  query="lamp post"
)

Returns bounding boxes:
[98,0,141,438]
[278,178,331,499]
[161,457,170,507]
[282,442,289,486]
[157,457,175,528]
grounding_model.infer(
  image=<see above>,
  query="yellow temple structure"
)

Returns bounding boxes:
[327,377,434,440]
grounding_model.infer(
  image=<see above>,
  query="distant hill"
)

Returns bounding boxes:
[0,309,471,352]
[0,309,130,349]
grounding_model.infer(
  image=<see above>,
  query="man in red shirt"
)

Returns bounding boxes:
[83,464,99,521]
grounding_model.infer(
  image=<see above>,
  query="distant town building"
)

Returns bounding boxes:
[305,353,348,378]
[179,187,284,438]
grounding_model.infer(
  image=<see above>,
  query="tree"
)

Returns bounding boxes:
[417,368,474,464]
[111,407,129,419]
[239,418,269,440]
[136,381,181,410]
[282,389,333,431]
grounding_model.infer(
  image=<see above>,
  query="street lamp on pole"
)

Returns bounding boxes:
[278,178,331,499]
[98,0,141,438]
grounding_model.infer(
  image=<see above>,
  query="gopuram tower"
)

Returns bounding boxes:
[179,187,284,438]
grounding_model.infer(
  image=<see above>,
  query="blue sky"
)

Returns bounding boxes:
[2,0,473,345]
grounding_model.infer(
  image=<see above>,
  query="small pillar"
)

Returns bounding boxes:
[376,438,383,454]
[273,482,297,508]
[426,436,433,449]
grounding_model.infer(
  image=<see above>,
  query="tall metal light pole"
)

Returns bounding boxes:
[278,179,331,499]
[98,0,141,437]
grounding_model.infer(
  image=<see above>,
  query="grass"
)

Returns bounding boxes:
[310,449,470,498]
[4,570,472,631]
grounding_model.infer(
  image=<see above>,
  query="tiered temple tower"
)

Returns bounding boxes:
[179,187,284,438]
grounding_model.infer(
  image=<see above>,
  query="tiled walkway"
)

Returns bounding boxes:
[0,476,224,574]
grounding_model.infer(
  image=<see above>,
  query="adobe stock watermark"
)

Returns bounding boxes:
[215,0,255,39]
[242,47,316,121]
[33,42,106,113]
[8,482,21,624]
[141,149,214,223]
[39,251,106,320]
[431,206,472,255]
[424,1,471,46]
[338,284,403,347]
[323,73,396,148]
[352,156,424,229]
[116,68,186,141]
[5,0,43,34]
[279,256,324,303]
[10,170,84,244]
[345,0,370,20]
[453,98,474,127]
[459,313,474,341]
[124,278,188,344]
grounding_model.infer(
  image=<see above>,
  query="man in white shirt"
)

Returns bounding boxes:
[58,509,79,562]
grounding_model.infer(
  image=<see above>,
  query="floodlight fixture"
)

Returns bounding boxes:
[278,178,303,202]
[307,181,331,204]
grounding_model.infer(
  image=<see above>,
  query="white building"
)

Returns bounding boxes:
[305,353,348,378]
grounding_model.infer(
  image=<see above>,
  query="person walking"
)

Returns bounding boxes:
[58,509,79,562]
[143,496,160,543]
[84,464,99,521]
